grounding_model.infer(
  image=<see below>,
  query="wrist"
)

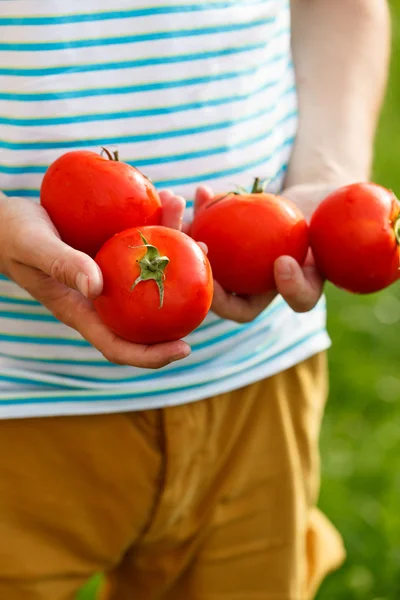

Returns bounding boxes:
[284,135,373,190]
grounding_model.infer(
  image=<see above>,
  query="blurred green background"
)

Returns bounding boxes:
[316,1,400,596]
[78,2,400,598]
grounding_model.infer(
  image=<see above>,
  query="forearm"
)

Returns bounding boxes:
[286,0,391,187]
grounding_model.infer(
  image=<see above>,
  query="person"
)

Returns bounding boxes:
[0,1,390,598]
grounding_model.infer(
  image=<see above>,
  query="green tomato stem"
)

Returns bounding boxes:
[129,232,169,308]
[394,215,400,245]
[250,177,270,194]
[101,146,119,162]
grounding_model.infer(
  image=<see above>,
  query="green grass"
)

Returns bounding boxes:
[77,576,101,600]
[77,3,400,599]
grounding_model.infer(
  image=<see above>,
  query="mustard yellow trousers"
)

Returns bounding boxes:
[0,352,344,599]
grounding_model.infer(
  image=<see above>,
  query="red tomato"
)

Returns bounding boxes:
[190,179,309,295]
[40,149,162,257]
[309,182,400,294]
[94,226,213,344]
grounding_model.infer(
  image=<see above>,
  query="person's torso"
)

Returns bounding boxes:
[0,0,329,417]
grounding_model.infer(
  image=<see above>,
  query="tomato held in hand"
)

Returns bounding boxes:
[309,183,400,294]
[40,148,162,257]
[190,179,309,295]
[94,226,213,344]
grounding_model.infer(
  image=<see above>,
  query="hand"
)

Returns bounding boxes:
[190,183,336,323]
[0,190,190,368]
[274,182,342,313]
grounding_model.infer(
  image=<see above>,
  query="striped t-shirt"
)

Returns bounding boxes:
[0,0,330,418]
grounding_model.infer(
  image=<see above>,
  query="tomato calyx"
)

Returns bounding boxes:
[101,146,120,162]
[129,232,169,308]
[390,190,400,245]
[250,177,269,194]
[205,177,270,209]
[394,215,400,245]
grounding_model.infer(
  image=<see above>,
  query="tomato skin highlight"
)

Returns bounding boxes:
[94,226,214,345]
[190,192,309,295]
[309,183,400,294]
[40,150,162,257]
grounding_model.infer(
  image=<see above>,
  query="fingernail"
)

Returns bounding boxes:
[76,272,89,298]
[275,258,293,281]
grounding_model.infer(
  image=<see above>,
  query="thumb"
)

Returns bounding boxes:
[274,255,323,312]
[12,224,103,299]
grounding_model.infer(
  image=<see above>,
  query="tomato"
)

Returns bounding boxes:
[309,182,400,294]
[190,179,309,295]
[94,226,213,344]
[40,148,161,257]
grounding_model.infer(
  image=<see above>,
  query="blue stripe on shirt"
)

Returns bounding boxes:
[0,105,296,151]
[0,18,273,52]
[0,73,291,127]
[0,133,295,180]
[0,310,270,351]
[0,60,284,102]
[1,159,288,206]
[0,1,268,26]
[0,38,286,77]
[0,329,328,403]
[1,154,290,201]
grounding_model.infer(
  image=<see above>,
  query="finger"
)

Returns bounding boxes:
[247,289,277,313]
[194,186,214,213]
[181,221,191,235]
[181,186,213,236]
[159,190,186,230]
[9,220,103,300]
[211,280,274,323]
[78,305,191,368]
[11,262,191,369]
[274,255,324,312]
[197,241,208,254]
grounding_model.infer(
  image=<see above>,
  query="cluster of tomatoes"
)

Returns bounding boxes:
[40,149,400,345]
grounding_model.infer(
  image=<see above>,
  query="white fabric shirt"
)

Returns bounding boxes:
[0,0,330,418]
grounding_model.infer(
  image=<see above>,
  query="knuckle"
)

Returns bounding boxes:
[49,256,70,285]
[49,251,90,289]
